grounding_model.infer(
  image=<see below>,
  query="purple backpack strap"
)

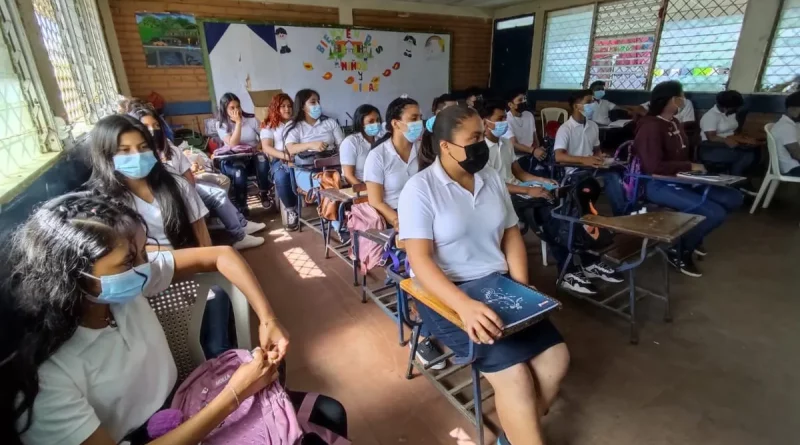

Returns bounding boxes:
[296,394,351,445]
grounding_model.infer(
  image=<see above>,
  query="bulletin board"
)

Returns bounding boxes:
[200,21,451,124]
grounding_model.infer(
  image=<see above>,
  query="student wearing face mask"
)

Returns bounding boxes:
[769,91,800,177]
[588,81,617,126]
[698,90,759,185]
[634,81,743,277]
[426,94,457,133]
[554,90,628,216]
[504,91,546,172]
[401,105,569,445]
[340,104,383,185]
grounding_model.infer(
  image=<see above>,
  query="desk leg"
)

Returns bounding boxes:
[661,248,673,323]
[628,269,639,345]
[471,365,485,445]
[352,231,360,286]
[396,283,405,345]
[406,323,421,379]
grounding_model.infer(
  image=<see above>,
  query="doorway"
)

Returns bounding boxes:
[490,15,535,93]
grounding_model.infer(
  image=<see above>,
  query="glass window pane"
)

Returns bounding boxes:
[496,16,534,30]
[760,0,800,92]
[540,5,594,90]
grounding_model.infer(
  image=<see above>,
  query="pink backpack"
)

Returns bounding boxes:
[170,349,349,444]
[346,203,387,274]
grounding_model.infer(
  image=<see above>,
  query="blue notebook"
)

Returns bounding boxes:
[520,180,558,191]
[458,273,561,335]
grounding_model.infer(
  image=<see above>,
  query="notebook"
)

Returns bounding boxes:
[677,171,724,182]
[458,273,561,336]
[520,180,558,191]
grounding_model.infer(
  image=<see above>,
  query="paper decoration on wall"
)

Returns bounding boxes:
[323,72,333,80]
[136,12,202,67]
[403,35,416,58]
[425,36,445,60]
[303,62,313,70]
[275,27,291,54]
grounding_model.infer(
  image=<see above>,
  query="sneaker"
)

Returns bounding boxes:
[244,220,266,235]
[693,245,707,257]
[285,209,299,232]
[207,217,225,231]
[667,253,702,277]
[559,272,598,295]
[260,192,276,212]
[412,338,447,370]
[582,261,624,283]
[233,234,265,250]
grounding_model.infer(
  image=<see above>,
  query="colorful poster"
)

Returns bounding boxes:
[136,12,202,67]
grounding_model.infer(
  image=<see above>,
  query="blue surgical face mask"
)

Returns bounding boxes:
[425,116,436,133]
[83,262,152,305]
[581,102,596,120]
[403,120,424,142]
[594,90,606,100]
[490,121,508,138]
[364,122,381,137]
[307,104,322,120]
[114,151,158,179]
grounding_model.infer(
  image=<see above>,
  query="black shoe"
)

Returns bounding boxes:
[412,338,447,370]
[693,245,707,257]
[582,261,624,283]
[260,192,276,213]
[285,209,299,231]
[668,253,702,277]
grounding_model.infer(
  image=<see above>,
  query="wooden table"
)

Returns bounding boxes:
[582,212,705,244]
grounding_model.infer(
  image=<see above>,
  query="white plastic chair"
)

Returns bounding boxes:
[147,272,253,380]
[750,123,800,214]
[540,107,569,136]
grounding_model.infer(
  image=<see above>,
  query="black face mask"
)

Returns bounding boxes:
[448,140,490,175]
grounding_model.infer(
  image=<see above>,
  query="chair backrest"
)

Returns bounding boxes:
[540,107,568,135]
[764,123,780,176]
[148,272,253,381]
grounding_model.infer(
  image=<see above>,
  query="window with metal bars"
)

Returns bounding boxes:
[759,0,800,92]
[540,5,595,89]
[32,0,117,130]
[651,0,749,92]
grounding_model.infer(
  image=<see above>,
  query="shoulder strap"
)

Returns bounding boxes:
[297,393,351,445]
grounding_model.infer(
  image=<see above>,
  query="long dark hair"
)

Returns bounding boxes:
[128,106,170,160]
[352,104,381,138]
[86,115,198,249]
[283,89,327,148]
[2,193,144,442]
[372,96,419,149]
[217,92,255,133]
[419,105,478,171]
[649,81,684,116]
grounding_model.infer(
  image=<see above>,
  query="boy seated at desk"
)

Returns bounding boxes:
[633,80,743,278]
[554,89,628,216]
[769,91,800,177]
[481,101,622,295]
[698,90,759,192]
[503,91,547,173]
[588,80,639,149]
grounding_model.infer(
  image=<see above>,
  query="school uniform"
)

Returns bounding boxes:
[486,137,520,186]
[363,138,419,210]
[340,132,381,182]
[284,118,346,195]
[215,117,271,210]
[698,105,756,176]
[20,252,177,445]
[502,110,542,174]
[398,158,563,372]
[260,123,297,209]
[132,175,209,248]
[555,117,626,215]
[768,115,800,176]
[641,100,696,123]
[591,99,616,126]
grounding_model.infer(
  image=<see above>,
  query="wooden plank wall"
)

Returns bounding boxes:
[352,9,492,93]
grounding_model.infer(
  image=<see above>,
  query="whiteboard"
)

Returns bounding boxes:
[202,22,451,124]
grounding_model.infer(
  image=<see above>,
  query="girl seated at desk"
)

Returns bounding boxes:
[260,93,301,231]
[340,104,383,185]
[215,93,274,215]
[634,80,743,278]
[399,105,570,445]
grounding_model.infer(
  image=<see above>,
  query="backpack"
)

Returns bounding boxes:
[614,140,642,204]
[294,150,337,168]
[315,170,344,221]
[169,349,349,445]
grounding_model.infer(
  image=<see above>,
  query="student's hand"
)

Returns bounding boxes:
[227,347,279,402]
[390,217,399,229]
[310,141,328,152]
[690,163,706,173]
[533,147,547,161]
[258,318,290,362]
[230,108,242,124]
[724,137,739,148]
[190,162,203,173]
[527,187,553,201]
[583,156,605,168]
[455,298,504,344]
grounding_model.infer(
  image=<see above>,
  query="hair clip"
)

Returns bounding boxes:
[400,94,409,99]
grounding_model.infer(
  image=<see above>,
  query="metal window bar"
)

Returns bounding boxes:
[73,0,117,118]
[759,0,800,92]
[540,4,595,89]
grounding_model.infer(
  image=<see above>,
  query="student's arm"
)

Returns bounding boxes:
[261,137,290,161]
[704,130,738,147]
[700,113,738,146]
[498,182,528,283]
[366,182,398,226]
[786,142,800,161]
[508,136,534,155]
[339,137,362,185]
[634,119,699,175]
[332,122,345,147]
[554,149,604,167]
[192,220,212,247]
[284,128,326,154]
[225,113,243,147]
[182,170,196,186]
[342,165,361,185]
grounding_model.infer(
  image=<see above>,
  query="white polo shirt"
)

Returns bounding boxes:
[20,251,177,445]
[284,118,345,149]
[216,117,261,149]
[591,99,616,126]
[163,142,192,175]
[502,110,536,147]
[700,105,739,141]
[641,100,696,123]
[340,132,381,181]
[259,122,289,152]
[770,115,800,174]
[399,158,518,282]
[486,136,520,186]
[363,138,419,209]
[132,177,209,248]
[554,117,600,157]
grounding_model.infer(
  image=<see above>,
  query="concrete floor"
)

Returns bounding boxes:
[238,199,800,445]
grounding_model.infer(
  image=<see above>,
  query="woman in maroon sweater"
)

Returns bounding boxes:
[633,81,743,278]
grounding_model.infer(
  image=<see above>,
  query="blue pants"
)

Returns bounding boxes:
[196,183,246,242]
[598,170,627,216]
[271,160,298,209]
[219,154,272,209]
[201,286,233,359]
[698,142,757,176]
[644,181,743,254]
[786,166,800,177]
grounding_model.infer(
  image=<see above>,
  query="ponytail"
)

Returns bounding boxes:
[419,105,478,171]
[372,96,418,149]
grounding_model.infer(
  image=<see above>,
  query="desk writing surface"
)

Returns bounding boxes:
[581,212,705,243]
[318,188,354,202]
[400,278,464,330]
[652,174,745,187]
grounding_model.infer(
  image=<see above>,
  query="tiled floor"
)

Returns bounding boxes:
[239,202,800,445]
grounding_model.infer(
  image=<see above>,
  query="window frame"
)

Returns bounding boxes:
[757,0,800,93]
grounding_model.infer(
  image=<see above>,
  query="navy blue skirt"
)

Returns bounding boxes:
[415,280,564,374]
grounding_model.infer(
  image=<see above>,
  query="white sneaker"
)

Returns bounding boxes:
[560,272,598,295]
[233,234,265,250]
[244,220,266,235]
[207,217,225,231]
